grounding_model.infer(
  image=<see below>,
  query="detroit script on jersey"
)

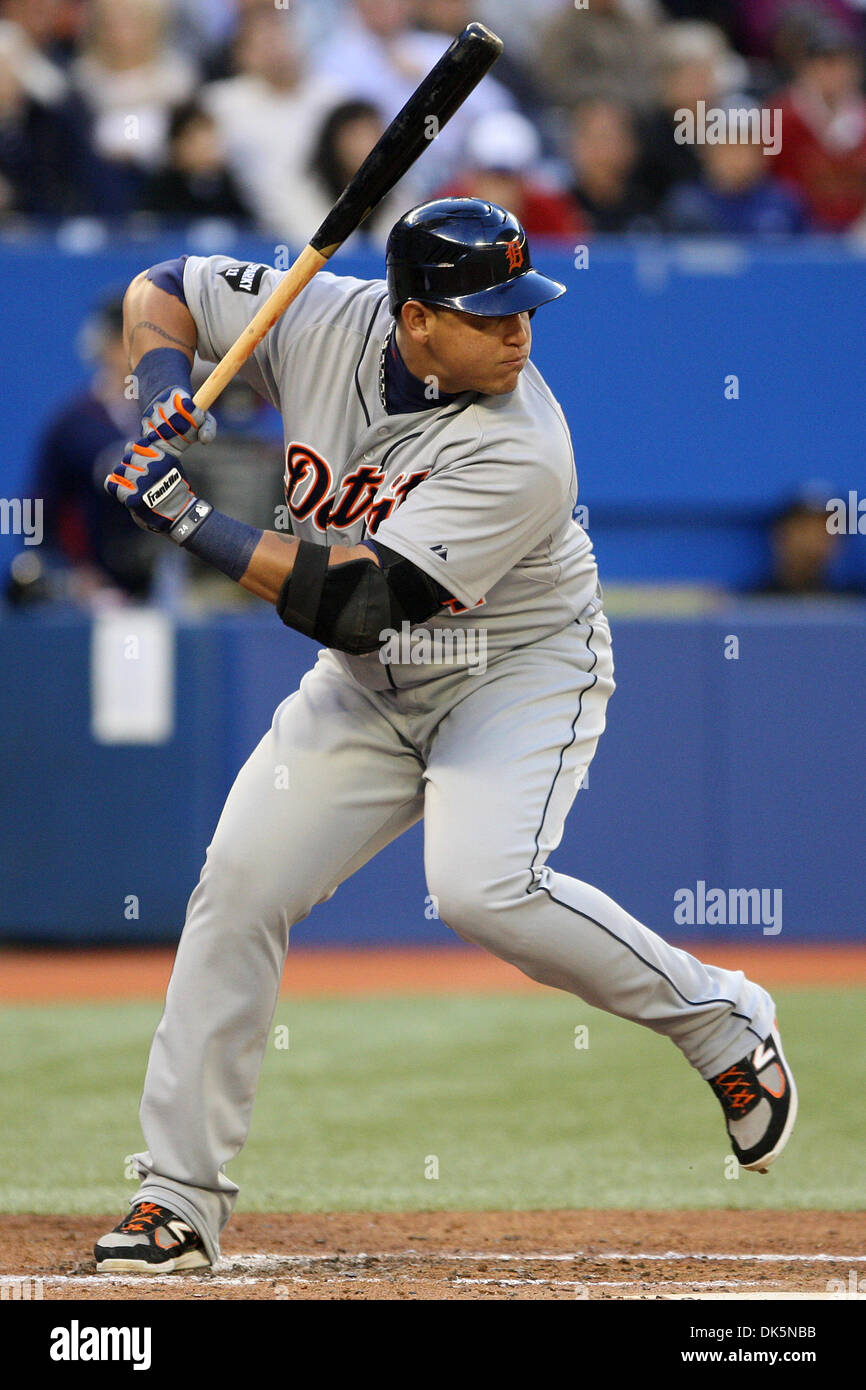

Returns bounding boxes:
[280,441,429,536]
[184,256,601,688]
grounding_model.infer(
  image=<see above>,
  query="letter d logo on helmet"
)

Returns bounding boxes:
[386,198,566,317]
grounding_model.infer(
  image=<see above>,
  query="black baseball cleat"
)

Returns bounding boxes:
[709,1023,798,1172]
[94,1201,210,1273]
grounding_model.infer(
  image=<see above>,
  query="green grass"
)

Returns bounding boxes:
[0,990,862,1213]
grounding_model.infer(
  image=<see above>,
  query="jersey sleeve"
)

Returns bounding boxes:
[182,256,383,412]
[371,450,569,608]
[182,255,284,407]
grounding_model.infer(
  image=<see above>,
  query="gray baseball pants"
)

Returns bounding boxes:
[130,613,775,1261]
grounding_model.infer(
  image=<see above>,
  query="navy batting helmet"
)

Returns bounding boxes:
[386,197,566,317]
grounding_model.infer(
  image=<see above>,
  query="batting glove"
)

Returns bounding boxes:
[105,437,212,540]
[139,386,216,455]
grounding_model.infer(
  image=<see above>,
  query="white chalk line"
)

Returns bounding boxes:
[451,1278,798,1290]
[220,1250,866,1268]
[3,1249,863,1286]
[3,1246,862,1296]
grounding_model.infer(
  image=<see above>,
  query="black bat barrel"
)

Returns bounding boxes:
[310,22,504,257]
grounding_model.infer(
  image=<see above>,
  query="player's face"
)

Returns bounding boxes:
[403,303,532,396]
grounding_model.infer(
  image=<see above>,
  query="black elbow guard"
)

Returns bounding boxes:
[275,541,446,656]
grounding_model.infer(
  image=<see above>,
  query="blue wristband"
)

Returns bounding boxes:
[136,348,193,417]
[180,506,262,582]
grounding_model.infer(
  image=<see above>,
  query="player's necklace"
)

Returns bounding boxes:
[378,321,395,413]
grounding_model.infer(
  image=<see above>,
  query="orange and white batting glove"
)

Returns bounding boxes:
[105,437,211,539]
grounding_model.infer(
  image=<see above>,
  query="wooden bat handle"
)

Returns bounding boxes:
[192,244,327,412]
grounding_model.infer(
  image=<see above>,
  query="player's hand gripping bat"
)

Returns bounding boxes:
[190,22,503,415]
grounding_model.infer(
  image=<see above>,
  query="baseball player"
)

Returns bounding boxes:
[94,199,797,1273]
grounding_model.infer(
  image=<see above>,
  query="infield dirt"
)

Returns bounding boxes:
[1,1210,863,1301]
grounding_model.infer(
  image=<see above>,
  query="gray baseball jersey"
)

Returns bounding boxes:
[184,255,600,687]
[127,256,776,1260]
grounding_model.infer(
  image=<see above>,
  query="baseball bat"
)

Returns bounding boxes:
[193,21,503,413]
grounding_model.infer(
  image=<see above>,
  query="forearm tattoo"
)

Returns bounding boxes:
[128,320,196,361]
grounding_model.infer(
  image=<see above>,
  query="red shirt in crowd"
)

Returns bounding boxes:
[773,88,866,230]
[436,178,589,239]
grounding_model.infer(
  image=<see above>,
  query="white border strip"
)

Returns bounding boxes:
[0,1273,845,1292]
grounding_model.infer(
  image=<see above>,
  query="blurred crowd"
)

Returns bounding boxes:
[3,0,866,243]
